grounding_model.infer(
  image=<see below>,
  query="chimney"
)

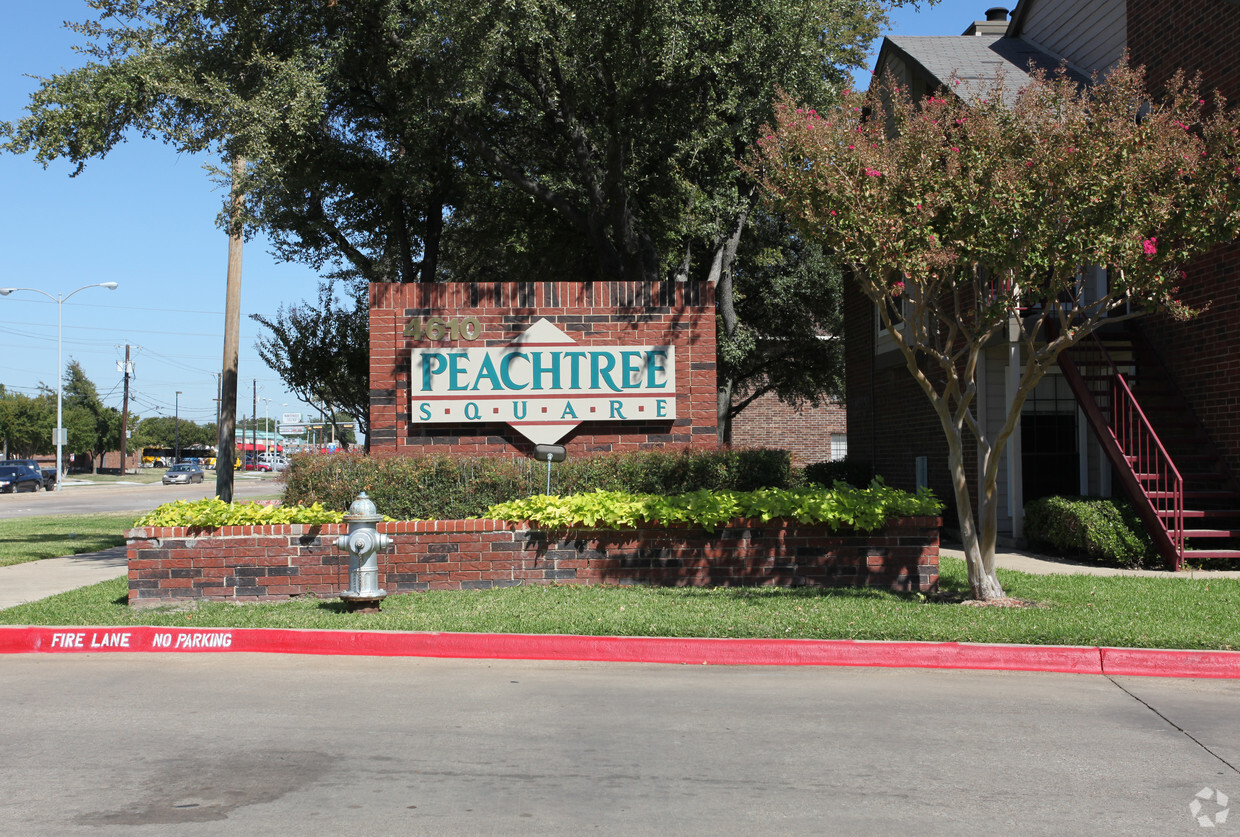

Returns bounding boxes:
[963,7,1010,36]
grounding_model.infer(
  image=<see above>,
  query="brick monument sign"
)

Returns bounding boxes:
[369,281,718,457]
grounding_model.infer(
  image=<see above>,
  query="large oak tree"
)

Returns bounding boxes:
[3,0,902,440]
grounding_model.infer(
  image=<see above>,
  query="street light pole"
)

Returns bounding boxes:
[0,282,119,490]
[175,391,183,463]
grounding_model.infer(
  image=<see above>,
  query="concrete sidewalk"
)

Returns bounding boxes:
[0,547,128,610]
[944,545,1240,579]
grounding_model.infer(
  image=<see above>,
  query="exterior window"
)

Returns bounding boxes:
[830,433,848,461]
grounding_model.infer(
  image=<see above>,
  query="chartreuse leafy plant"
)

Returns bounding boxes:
[753,63,1240,600]
[132,481,938,532]
[484,480,940,531]
[134,499,344,529]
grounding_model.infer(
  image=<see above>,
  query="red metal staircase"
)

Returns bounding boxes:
[1057,328,1240,569]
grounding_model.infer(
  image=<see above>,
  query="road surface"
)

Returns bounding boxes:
[1,655,1236,835]
[0,475,280,519]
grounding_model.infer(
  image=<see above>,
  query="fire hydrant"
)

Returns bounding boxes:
[335,492,392,613]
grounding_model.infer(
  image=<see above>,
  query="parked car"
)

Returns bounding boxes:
[0,465,43,493]
[162,463,205,485]
[0,460,50,490]
[244,457,272,472]
[258,453,288,472]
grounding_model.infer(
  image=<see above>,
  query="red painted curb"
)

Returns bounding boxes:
[2,625,1237,678]
[1099,647,1240,679]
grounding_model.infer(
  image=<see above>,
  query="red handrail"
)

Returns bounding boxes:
[1071,334,1184,564]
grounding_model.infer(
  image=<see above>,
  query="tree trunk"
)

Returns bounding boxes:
[216,156,245,503]
[938,395,1005,600]
[716,379,733,445]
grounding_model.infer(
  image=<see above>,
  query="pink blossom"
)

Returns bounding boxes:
[891,281,905,298]
[829,210,838,216]
[865,168,883,177]
[1143,237,1158,256]
[847,145,854,150]
[951,147,959,152]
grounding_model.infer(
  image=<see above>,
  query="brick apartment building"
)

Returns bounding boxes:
[848,0,1240,564]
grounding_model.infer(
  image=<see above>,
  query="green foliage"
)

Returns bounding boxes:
[1023,496,1156,568]
[134,499,344,529]
[485,479,941,532]
[753,62,1240,594]
[131,415,215,450]
[251,283,369,445]
[283,448,800,519]
[721,212,846,429]
[62,359,122,464]
[1,0,893,433]
[803,458,872,488]
[0,388,53,457]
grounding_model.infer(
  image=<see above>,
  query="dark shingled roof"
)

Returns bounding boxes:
[881,34,1091,105]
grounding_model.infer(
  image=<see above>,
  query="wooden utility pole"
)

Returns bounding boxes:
[119,344,131,474]
[216,156,244,502]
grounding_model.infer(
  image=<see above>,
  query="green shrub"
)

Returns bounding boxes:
[283,448,799,519]
[1023,496,1156,568]
[283,452,538,521]
[803,458,871,488]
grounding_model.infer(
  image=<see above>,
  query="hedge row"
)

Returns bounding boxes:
[282,448,801,520]
[1023,495,1156,568]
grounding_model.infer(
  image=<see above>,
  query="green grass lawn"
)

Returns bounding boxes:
[0,513,138,567]
[3,557,1238,651]
[70,471,167,485]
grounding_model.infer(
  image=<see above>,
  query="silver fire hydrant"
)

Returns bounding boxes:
[335,492,392,613]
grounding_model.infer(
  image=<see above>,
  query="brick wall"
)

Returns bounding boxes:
[1128,0,1240,477]
[126,517,940,606]
[730,391,847,466]
[369,281,718,458]
[844,282,961,516]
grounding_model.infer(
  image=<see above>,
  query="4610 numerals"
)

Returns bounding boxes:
[403,316,482,341]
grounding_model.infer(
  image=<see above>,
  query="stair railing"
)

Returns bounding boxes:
[1058,333,1184,568]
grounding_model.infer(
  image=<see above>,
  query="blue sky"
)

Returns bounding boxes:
[0,0,986,434]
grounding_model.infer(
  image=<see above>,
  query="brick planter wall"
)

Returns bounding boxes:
[126,517,940,607]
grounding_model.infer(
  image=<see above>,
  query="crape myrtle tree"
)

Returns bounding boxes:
[2,0,906,442]
[752,64,1240,599]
